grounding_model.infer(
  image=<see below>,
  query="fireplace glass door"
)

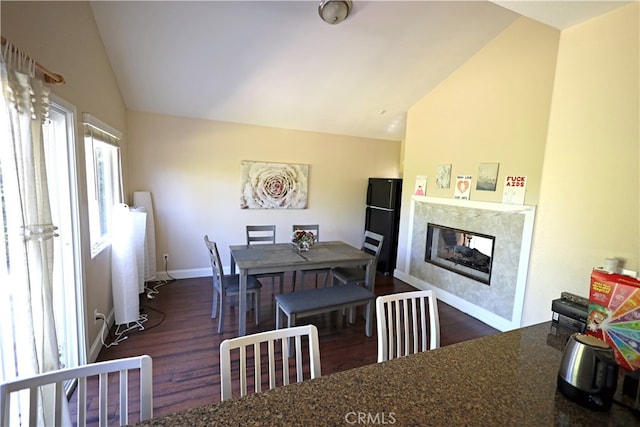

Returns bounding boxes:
[425,223,495,284]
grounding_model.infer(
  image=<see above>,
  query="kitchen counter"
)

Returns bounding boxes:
[135,322,639,426]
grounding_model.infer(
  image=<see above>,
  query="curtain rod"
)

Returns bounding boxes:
[1,36,65,85]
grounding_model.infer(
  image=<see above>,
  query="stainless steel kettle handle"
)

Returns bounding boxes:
[594,351,618,392]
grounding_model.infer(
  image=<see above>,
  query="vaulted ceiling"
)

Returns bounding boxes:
[90,1,630,141]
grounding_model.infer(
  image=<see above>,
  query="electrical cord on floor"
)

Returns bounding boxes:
[97,307,164,348]
[145,258,176,299]
[97,315,127,348]
[139,304,166,331]
[163,256,176,281]
[97,260,171,348]
[97,309,149,348]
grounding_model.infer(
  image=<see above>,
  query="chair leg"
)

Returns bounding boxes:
[365,301,373,337]
[254,290,260,325]
[287,313,296,358]
[321,272,329,288]
[211,289,219,318]
[348,306,356,324]
[288,313,296,329]
[218,295,225,334]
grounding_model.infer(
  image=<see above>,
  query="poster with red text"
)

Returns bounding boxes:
[502,175,527,205]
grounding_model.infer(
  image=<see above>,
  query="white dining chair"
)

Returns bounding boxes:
[246,225,286,294]
[376,290,440,362]
[219,324,321,401]
[205,235,262,333]
[291,224,330,290]
[0,355,153,427]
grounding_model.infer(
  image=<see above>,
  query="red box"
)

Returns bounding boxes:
[586,269,640,371]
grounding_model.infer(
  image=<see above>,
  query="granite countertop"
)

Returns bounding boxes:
[134,322,639,426]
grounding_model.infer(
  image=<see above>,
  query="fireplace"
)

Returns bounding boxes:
[397,196,536,331]
[425,223,495,285]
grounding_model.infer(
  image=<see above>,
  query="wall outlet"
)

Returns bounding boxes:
[94,308,99,325]
[163,253,169,263]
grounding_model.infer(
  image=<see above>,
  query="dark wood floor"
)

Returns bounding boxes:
[95,273,498,420]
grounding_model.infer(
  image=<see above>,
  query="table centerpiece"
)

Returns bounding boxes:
[292,230,315,252]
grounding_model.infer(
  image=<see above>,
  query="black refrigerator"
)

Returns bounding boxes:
[365,178,402,275]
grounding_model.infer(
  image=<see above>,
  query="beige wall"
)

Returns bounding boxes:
[398,16,559,300]
[126,111,401,274]
[401,16,560,205]
[398,6,639,328]
[2,1,128,358]
[523,4,639,325]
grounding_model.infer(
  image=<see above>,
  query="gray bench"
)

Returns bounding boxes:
[275,284,375,337]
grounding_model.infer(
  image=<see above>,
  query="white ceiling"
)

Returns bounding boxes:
[90,1,630,141]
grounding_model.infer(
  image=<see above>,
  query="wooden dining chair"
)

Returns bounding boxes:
[246,225,286,294]
[331,230,384,289]
[219,324,321,401]
[376,290,440,362]
[0,355,153,426]
[327,231,383,324]
[205,235,262,333]
[291,224,330,290]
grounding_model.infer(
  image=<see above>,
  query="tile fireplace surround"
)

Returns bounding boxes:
[396,196,536,331]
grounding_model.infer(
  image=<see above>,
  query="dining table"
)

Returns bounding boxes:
[229,241,376,336]
[133,321,639,426]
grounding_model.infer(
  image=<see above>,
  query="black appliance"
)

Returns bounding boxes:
[365,178,402,275]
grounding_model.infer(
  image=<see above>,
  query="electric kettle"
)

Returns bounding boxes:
[557,333,618,410]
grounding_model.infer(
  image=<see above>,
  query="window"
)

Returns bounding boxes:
[44,95,86,378]
[83,114,123,257]
[1,92,85,393]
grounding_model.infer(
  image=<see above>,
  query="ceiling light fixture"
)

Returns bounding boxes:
[318,0,352,25]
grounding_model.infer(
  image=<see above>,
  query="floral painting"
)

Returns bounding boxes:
[240,161,309,209]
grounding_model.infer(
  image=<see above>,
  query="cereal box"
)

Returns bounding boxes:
[586,269,640,371]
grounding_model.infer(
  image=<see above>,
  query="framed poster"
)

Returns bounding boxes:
[454,175,472,200]
[502,175,527,205]
[240,161,309,209]
[414,175,427,195]
[476,162,500,191]
[435,164,452,189]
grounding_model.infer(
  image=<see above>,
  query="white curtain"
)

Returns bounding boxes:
[0,42,68,425]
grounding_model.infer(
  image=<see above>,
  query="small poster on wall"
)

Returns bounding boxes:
[502,175,527,205]
[414,175,427,196]
[435,164,452,189]
[476,162,500,191]
[454,175,472,200]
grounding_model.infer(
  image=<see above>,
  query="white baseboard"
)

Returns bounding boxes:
[152,267,210,280]
[394,270,513,332]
